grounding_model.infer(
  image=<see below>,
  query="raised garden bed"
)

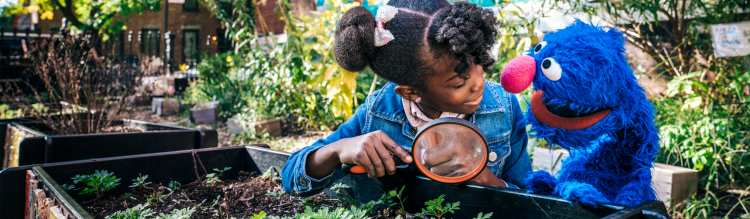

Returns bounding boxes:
[0,146,669,219]
[0,119,218,169]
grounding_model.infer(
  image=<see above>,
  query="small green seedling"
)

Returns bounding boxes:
[72,170,121,198]
[147,192,167,203]
[213,167,232,177]
[381,185,408,212]
[417,194,460,219]
[156,206,196,219]
[265,190,285,199]
[104,203,154,219]
[129,174,151,188]
[473,212,493,219]
[250,211,266,219]
[168,180,181,190]
[205,173,221,184]
[60,184,75,191]
[330,183,360,206]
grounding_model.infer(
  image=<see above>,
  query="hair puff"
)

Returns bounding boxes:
[334,7,376,72]
[430,2,497,74]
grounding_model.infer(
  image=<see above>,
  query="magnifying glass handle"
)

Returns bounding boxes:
[342,157,407,174]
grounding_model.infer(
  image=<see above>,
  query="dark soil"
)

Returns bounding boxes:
[81,171,340,218]
[79,171,429,219]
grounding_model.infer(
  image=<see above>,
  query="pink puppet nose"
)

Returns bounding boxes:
[500,55,536,94]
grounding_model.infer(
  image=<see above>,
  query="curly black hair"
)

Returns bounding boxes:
[334,0,497,90]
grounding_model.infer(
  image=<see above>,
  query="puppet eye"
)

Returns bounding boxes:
[534,41,547,55]
[541,57,562,81]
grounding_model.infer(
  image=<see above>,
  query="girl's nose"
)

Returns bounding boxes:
[500,55,536,93]
[471,68,486,92]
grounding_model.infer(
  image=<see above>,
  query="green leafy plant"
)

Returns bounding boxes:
[168,180,181,191]
[417,194,460,219]
[105,203,154,219]
[129,174,152,193]
[155,207,197,219]
[205,173,221,184]
[265,190,285,199]
[213,167,232,177]
[473,212,493,219]
[60,184,75,191]
[147,192,167,203]
[250,211,267,219]
[330,182,360,207]
[380,186,408,211]
[71,170,121,198]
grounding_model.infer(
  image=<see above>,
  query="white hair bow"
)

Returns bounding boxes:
[374,5,398,46]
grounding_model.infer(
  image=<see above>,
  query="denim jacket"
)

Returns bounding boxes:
[282,81,532,196]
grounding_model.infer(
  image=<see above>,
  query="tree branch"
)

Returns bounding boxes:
[53,0,86,28]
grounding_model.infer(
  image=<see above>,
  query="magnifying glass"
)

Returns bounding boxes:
[343,117,489,184]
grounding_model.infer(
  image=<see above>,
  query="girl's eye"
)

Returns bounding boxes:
[534,41,547,55]
[453,80,467,89]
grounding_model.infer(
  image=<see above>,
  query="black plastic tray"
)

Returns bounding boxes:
[1,119,218,167]
[0,146,669,219]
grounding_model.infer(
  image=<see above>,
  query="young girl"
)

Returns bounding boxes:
[282,0,531,197]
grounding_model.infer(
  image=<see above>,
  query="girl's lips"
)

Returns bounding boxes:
[464,95,483,107]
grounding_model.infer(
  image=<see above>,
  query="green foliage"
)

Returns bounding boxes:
[155,207,196,219]
[380,186,407,210]
[71,170,121,198]
[147,192,167,203]
[265,190,285,199]
[129,174,152,188]
[105,203,154,219]
[6,0,161,35]
[214,167,232,177]
[418,194,460,219]
[330,183,360,207]
[205,173,221,184]
[60,183,75,191]
[250,211,267,219]
[198,52,243,82]
[296,205,369,219]
[473,212,493,219]
[0,104,24,119]
[168,181,181,191]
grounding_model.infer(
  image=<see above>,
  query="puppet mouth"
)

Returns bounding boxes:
[530,91,612,130]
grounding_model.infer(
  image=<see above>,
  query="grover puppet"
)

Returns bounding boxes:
[499,20,659,206]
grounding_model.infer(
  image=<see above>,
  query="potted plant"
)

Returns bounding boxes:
[161,86,180,116]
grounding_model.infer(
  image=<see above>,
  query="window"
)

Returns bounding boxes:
[140,29,160,57]
[182,29,200,66]
[183,0,199,11]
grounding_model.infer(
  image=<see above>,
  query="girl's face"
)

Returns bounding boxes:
[419,57,486,115]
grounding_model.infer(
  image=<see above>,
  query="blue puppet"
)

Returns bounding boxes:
[499,20,660,206]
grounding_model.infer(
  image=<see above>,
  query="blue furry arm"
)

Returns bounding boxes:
[554,181,609,207]
[501,95,533,188]
[281,103,367,197]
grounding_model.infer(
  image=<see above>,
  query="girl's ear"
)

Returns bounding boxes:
[395,85,420,102]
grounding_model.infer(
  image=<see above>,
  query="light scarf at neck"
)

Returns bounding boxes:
[402,98,467,129]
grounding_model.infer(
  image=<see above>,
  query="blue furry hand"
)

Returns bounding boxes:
[554,182,609,207]
[525,170,558,194]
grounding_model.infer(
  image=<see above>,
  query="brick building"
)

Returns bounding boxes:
[32,0,313,70]
[36,1,225,70]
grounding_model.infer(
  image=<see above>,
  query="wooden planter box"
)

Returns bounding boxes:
[0,146,669,219]
[532,147,698,208]
[189,101,220,124]
[227,117,282,137]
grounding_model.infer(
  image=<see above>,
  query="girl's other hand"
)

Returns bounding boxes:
[334,131,413,178]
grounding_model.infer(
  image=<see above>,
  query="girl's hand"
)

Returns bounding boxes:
[467,167,507,187]
[334,131,413,178]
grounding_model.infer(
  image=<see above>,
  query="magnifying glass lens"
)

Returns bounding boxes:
[414,124,486,179]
